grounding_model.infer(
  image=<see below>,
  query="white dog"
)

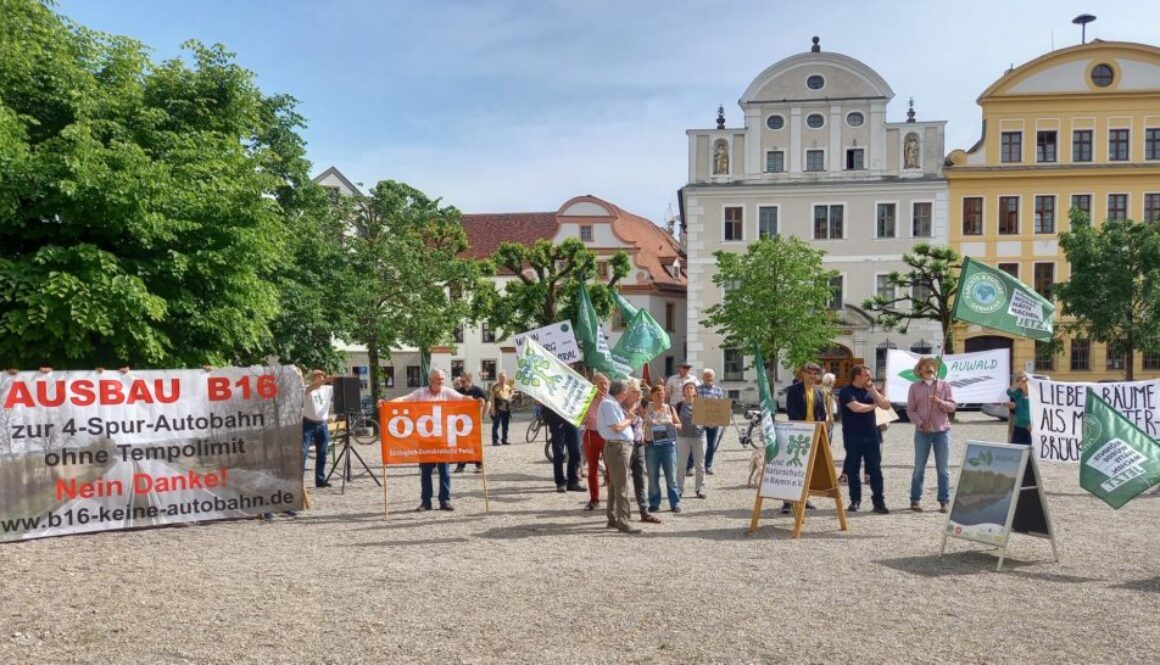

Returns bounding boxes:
[747,450,764,488]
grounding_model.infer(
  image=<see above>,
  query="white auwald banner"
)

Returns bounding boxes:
[1028,378,1160,463]
[885,348,1010,404]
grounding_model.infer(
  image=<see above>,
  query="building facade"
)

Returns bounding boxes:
[680,39,947,401]
[945,40,1160,381]
[314,167,687,397]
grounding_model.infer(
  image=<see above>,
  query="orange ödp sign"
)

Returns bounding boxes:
[379,400,483,465]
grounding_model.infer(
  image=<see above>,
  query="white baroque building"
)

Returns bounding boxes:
[679,38,948,400]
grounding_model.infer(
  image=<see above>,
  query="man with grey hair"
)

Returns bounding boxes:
[697,368,725,474]
[399,368,474,512]
[596,379,642,533]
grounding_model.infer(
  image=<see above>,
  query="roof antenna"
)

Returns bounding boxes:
[1072,13,1096,45]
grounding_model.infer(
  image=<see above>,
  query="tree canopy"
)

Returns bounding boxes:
[701,237,838,385]
[861,243,961,354]
[1055,211,1160,380]
[0,0,312,368]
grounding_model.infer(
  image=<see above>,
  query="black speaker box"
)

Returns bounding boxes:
[331,376,362,414]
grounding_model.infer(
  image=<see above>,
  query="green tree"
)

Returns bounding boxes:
[342,180,489,407]
[701,236,839,391]
[1055,210,1160,380]
[0,1,310,368]
[473,238,630,338]
[861,243,961,354]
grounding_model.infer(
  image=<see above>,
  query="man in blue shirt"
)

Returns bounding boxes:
[696,369,725,474]
[838,364,891,514]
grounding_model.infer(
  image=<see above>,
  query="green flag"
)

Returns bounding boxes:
[951,257,1054,341]
[754,347,779,462]
[611,308,671,371]
[574,283,630,379]
[612,291,639,321]
[1079,389,1160,509]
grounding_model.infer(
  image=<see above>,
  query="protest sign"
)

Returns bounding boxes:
[0,367,305,543]
[749,418,846,539]
[514,337,597,428]
[1028,378,1160,462]
[951,257,1054,341]
[885,348,1010,405]
[379,400,483,465]
[693,398,732,427]
[512,321,580,365]
[1079,390,1160,509]
[876,406,900,427]
[941,441,1057,570]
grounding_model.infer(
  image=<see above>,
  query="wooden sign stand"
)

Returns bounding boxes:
[748,422,847,538]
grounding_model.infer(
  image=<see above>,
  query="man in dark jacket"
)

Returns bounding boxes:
[781,362,824,514]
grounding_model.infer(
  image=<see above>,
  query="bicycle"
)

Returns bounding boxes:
[736,407,767,450]
[527,402,547,444]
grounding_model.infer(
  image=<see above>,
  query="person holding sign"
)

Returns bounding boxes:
[1006,371,1032,445]
[644,384,682,514]
[400,368,474,512]
[596,380,642,534]
[697,369,725,474]
[839,365,892,514]
[675,382,707,500]
[906,357,956,513]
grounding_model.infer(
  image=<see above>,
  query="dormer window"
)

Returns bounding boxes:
[579,225,593,242]
[670,258,681,280]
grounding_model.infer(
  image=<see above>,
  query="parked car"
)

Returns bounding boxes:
[981,373,1051,421]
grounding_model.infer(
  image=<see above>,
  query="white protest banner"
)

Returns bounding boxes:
[885,348,1010,404]
[515,337,597,428]
[512,321,580,365]
[758,422,819,502]
[0,367,305,543]
[1029,378,1160,463]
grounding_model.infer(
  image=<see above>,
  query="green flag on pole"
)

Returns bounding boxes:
[612,291,639,321]
[574,283,631,378]
[611,308,671,371]
[753,347,779,462]
[1079,388,1160,509]
[951,257,1055,341]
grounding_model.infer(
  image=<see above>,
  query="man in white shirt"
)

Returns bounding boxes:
[399,368,474,511]
[302,369,334,489]
[666,362,700,407]
[597,380,642,534]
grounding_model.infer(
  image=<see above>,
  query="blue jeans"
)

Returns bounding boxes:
[491,410,510,444]
[645,442,680,511]
[911,430,951,503]
[302,418,329,486]
[701,427,721,470]
[419,463,451,506]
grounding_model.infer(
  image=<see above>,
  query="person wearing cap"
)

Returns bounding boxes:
[666,362,700,408]
[906,357,956,513]
[783,362,824,514]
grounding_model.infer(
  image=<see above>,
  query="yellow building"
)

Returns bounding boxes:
[946,40,1160,381]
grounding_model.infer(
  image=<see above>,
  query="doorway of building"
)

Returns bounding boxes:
[818,344,862,388]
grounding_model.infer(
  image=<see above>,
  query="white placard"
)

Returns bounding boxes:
[512,321,580,365]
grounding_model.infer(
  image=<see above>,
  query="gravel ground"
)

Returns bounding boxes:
[2,412,1158,664]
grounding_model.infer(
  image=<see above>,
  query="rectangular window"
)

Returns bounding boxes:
[845,148,864,170]
[1143,352,1160,370]
[1109,128,1130,161]
[805,150,825,172]
[876,203,897,238]
[1072,130,1092,162]
[998,196,1019,235]
[1035,341,1055,372]
[758,206,778,238]
[1106,346,1126,371]
[912,281,932,309]
[1071,194,1092,219]
[480,360,496,382]
[726,389,741,401]
[1147,128,1160,160]
[1071,339,1091,371]
[875,275,894,302]
[665,302,676,332]
[1036,130,1057,163]
[406,365,421,388]
[579,225,593,241]
[1108,193,1128,221]
[829,275,844,310]
[664,356,674,377]
[481,322,496,343]
[1034,195,1055,234]
[765,150,785,173]
[724,206,743,241]
[723,349,744,381]
[962,197,984,235]
[382,366,395,389]
[596,261,609,278]
[912,202,932,238]
[611,308,626,331]
[353,366,369,391]
[452,326,464,343]
[1033,262,1054,298]
[813,204,843,240]
[998,263,1019,278]
[1144,193,1160,223]
[1001,131,1022,163]
[451,360,465,378]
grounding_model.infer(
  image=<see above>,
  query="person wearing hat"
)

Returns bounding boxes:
[906,357,956,513]
[783,362,824,514]
[666,362,700,408]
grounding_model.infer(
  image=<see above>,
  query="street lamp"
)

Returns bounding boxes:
[1072,14,1096,45]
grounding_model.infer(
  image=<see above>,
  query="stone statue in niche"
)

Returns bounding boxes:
[713,141,729,174]
[904,132,920,169]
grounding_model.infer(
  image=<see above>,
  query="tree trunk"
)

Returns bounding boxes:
[1126,330,1135,381]
[368,333,380,417]
[941,312,955,355]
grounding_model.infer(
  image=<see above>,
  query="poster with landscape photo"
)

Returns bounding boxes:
[946,442,1028,547]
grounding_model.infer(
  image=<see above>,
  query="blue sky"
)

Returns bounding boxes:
[57,0,1160,223]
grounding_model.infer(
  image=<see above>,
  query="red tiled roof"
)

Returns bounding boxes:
[460,213,558,259]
